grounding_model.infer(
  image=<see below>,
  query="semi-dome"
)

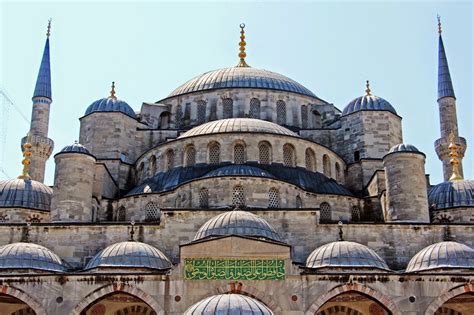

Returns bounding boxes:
[59,142,92,155]
[166,66,317,100]
[0,242,66,272]
[184,293,273,315]
[306,241,389,271]
[85,241,172,271]
[428,180,474,210]
[194,210,281,242]
[342,93,397,116]
[389,143,420,153]
[84,97,136,118]
[203,165,276,179]
[406,241,474,273]
[0,179,53,211]
[178,118,298,139]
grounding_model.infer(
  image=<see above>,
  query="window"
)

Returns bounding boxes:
[354,151,360,162]
[232,185,245,207]
[28,216,41,223]
[0,215,8,223]
[116,206,126,222]
[249,98,261,119]
[335,162,342,182]
[305,148,316,172]
[283,144,296,167]
[296,195,303,208]
[145,202,161,222]
[209,142,221,164]
[301,105,308,128]
[234,143,246,164]
[276,100,287,124]
[159,112,171,129]
[197,100,206,124]
[137,162,144,181]
[165,149,175,171]
[258,142,271,164]
[175,104,183,128]
[323,154,331,177]
[312,110,322,128]
[199,188,209,208]
[320,202,331,222]
[351,206,361,222]
[149,155,156,176]
[185,145,196,167]
[223,98,233,118]
[268,188,280,208]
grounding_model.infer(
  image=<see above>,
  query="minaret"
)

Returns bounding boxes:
[22,19,54,183]
[434,16,466,181]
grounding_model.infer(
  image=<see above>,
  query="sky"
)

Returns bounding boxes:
[0,0,472,186]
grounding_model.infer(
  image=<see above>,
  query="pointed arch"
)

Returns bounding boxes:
[425,284,474,315]
[0,285,47,315]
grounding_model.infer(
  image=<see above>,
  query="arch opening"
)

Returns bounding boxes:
[0,293,36,315]
[315,291,391,315]
[80,292,157,315]
[434,292,474,315]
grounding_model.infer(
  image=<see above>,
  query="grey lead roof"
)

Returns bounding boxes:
[178,118,298,139]
[184,293,273,315]
[388,143,420,153]
[342,94,397,116]
[428,179,474,210]
[85,241,172,271]
[203,165,276,179]
[0,179,53,211]
[0,242,66,272]
[306,241,390,271]
[59,142,92,155]
[84,97,136,118]
[194,210,282,242]
[406,241,474,273]
[166,66,317,99]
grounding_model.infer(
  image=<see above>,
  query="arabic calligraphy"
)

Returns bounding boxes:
[184,258,285,280]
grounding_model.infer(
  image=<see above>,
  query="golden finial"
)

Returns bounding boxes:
[437,15,442,34]
[46,18,52,37]
[18,133,32,180]
[236,23,250,68]
[448,131,463,181]
[365,80,372,96]
[109,81,117,100]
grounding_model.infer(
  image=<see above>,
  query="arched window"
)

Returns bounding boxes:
[116,206,126,222]
[305,148,316,172]
[184,145,196,166]
[283,144,296,167]
[223,98,233,118]
[149,155,156,176]
[175,195,182,208]
[276,100,287,124]
[268,188,280,208]
[249,98,261,119]
[165,149,175,171]
[197,100,206,124]
[320,202,331,222]
[199,188,209,208]
[137,162,144,181]
[301,105,308,128]
[145,202,161,222]
[312,110,322,128]
[175,104,183,128]
[296,195,303,208]
[232,185,245,207]
[354,150,360,162]
[159,112,171,129]
[335,162,342,182]
[323,154,331,177]
[351,205,361,222]
[233,143,246,164]
[258,142,271,165]
[208,142,221,164]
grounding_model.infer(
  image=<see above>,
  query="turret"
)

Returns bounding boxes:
[50,142,96,222]
[383,144,429,222]
[22,20,54,183]
[434,16,467,181]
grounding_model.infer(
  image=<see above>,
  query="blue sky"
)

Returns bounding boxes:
[1,1,472,186]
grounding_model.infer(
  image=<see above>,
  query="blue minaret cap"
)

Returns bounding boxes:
[32,20,52,101]
[437,18,455,100]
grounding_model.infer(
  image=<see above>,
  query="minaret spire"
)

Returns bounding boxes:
[33,19,52,100]
[437,16,455,100]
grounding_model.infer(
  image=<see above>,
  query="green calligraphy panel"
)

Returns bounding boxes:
[184,258,285,280]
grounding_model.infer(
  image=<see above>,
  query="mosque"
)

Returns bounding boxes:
[0,18,473,315]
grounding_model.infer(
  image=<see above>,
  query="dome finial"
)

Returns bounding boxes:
[236,23,250,68]
[437,14,442,34]
[338,221,344,241]
[448,131,463,181]
[46,18,52,37]
[365,80,372,96]
[109,81,117,100]
[18,133,32,180]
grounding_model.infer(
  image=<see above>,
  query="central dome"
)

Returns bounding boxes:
[166,67,317,99]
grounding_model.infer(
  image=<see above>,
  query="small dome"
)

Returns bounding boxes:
[406,241,474,273]
[194,210,281,242]
[84,97,136,118]
[203,165,276,179]
[389,143,420,153]
[178,118,298,139]
[185,293,273,315]
[428,180,474,210]
[342,94,397,116]
[59,142,91,155]
[0,179,53,211]
[306,241,389,271]
[85,241,172,271]
[166,66,317,99]
[0,242,66,272]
